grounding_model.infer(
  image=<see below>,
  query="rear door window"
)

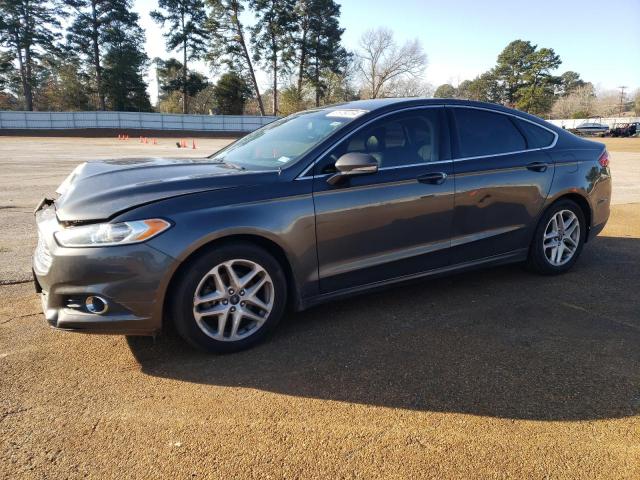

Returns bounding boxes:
[514,118,556,148]
[453,108,526,158]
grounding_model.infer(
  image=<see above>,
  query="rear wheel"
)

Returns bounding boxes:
[527,200,586,275]
[170,243,287,353]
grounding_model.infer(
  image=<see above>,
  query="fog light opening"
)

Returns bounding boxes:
[85,296,109,315]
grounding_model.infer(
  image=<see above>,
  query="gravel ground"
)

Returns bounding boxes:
[1,137,639,479]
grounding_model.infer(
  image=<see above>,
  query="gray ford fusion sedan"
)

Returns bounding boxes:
[34,99,611,352]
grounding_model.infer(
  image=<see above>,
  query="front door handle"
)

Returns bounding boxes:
[417,172,447,185]
[526,162,549,172]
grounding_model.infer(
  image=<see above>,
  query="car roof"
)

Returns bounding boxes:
[316,97,613,151]
[322,98,549,125]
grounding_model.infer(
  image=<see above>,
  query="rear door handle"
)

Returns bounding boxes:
[526,162,549,172]
[417,172,447,185]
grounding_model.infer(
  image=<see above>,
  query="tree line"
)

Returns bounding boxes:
[1,1,637,118]
[0,0,370,115]
[432,40,639,118]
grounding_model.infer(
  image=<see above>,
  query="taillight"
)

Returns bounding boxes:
[598,150,609,167]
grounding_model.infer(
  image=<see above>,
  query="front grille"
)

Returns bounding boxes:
[34,230,52,273]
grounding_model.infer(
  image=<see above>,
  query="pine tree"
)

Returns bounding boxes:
[151,0,208,114]
[494,40,561,114]
[250,0,296,115]
[206,0,265,115]
[0,0,65,110]
[65,0,132,110]
[35,53,92,110]
[213,71,251,114]
[0,50,13,82]
[156,58,208,101]
[65,0,150,111]
[101,19,151,111]
[301,0,348,106]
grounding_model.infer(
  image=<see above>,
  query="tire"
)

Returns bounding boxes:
[170,242,288,353]
[526,199,587,275]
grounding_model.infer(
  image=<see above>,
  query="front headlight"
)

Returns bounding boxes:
[55,219,171,247]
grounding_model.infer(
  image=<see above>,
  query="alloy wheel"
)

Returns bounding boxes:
[543,209,581,266]
[192,259,275,341]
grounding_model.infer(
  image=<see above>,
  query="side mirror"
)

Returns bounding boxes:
[327,153,379,186]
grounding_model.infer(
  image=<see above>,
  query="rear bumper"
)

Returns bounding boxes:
[33,234,175,336]
[587,167,611,242]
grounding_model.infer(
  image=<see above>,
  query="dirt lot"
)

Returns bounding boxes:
[1,137,639,479]
[596,136,640,153]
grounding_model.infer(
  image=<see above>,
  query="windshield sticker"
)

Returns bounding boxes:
[326,109,368,119]
[276,156,290,163]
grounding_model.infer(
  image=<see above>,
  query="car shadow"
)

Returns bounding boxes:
[127,235,640,421]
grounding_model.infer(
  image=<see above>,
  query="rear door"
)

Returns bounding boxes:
[448,106,556,264]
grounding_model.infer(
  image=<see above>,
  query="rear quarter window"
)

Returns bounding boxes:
[453,108,526,158]
[514,118,556,148]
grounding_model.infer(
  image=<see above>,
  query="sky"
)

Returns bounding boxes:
[133,0,640,103]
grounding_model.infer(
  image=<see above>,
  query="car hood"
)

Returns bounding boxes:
[54,157,273,222]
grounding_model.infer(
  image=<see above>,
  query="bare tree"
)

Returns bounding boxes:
[594,89,623,117]
[388,77,433,98]
[356,28,427,99]
[551,84,595,119]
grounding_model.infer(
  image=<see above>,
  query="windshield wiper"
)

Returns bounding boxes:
[213,158,246,171]
[222,160,246,171]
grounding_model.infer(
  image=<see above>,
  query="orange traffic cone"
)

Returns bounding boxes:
[139,136,143,143]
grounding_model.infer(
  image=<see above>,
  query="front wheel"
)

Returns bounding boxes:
[170,243,287,353]
[527,200,587,275]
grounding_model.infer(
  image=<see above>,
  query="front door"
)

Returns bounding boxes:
[312,107,455,293]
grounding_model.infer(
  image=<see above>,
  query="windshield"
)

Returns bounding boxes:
[210,109,367,171]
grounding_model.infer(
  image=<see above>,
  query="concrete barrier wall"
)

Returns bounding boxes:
[2,110,637,133]
[0,111,279,132]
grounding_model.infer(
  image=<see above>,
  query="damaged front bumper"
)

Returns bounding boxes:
[33,203,174,336]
